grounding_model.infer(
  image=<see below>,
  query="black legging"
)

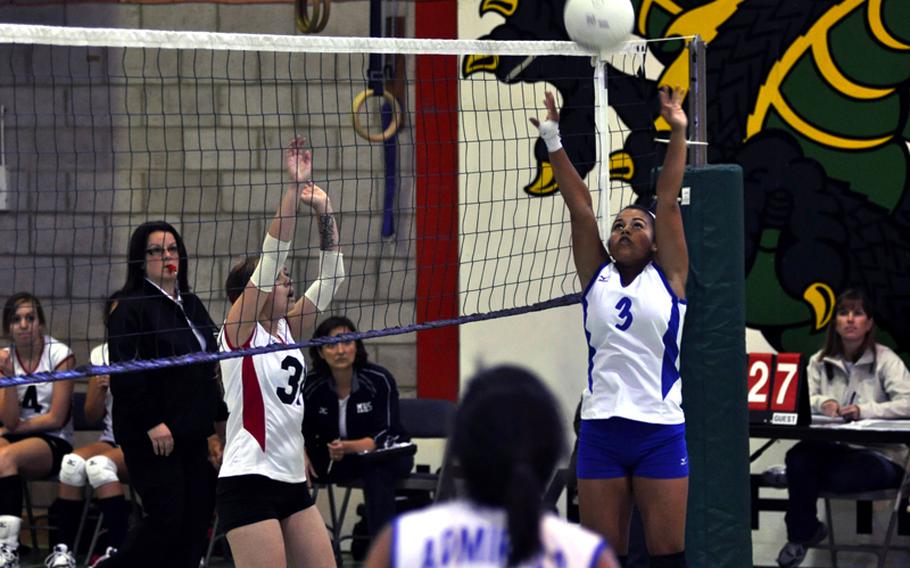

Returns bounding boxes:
[98,438,215,568]
[327,452,414,537]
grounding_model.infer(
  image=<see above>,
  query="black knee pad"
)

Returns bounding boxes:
[650,551,686,568]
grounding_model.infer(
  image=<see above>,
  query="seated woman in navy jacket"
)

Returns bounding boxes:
[302,316,412,540]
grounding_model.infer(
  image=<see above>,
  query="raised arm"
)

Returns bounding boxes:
[224,138,312,346]
[286,183,343,341]
[653,87,689,298]
[530,91,609,287]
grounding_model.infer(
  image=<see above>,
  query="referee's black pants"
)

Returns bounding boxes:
[98,437,216,568]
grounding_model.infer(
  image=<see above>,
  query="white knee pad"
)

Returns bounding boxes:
[85,455,119,489]
[58,453,87,487]
[0,515,20,547]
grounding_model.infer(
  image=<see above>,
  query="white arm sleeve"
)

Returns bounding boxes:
[250,233,292,292]
[304,250,345,312]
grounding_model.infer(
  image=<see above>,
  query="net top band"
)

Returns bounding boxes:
[0,23,661,56]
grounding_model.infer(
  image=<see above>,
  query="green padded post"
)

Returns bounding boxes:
[679,164,750,567]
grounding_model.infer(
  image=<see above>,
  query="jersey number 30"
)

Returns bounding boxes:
[276,357,304,406]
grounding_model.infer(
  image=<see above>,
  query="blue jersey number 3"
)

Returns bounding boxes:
[614,297,633,331]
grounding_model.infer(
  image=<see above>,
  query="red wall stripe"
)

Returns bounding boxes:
[415,0,459,401]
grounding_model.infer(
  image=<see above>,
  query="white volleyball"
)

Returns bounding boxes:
[563,0,634,52]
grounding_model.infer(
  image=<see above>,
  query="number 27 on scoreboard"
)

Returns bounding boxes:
[747,353,805,425]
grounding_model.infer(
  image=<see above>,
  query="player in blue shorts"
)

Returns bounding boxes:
[531,87,690,567]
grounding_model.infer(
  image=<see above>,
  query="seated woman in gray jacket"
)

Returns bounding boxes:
[777,288,910,568]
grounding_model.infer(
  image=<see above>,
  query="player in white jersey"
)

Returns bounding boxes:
[531,87,690,567]
[216,137,342,568]
[48,340,130,568]
[365,365,619,568]
[0,293,75,567]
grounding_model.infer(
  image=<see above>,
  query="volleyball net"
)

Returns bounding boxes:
[0,24,704,383]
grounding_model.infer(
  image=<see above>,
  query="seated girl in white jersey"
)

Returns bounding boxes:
[0,292,76,568]
[217,137,343,568]
[46,338,130,568]
[531,87,691,568]
[364,365,620,568]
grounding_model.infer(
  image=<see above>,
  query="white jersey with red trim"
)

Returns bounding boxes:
[392,499,609,568]
[10,336,74,443]
[218,319,308,483]
[88,344,115,444]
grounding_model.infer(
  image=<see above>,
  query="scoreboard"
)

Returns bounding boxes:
[747,353,809,426]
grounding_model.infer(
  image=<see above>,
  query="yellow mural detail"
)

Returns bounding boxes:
[609,151,635,181]
[664,0,742,43]
[811,39,893,100]
[770,92,891,149]
[638,0,683,36]
[525,161,557,196]
[802,282,836,331]
[650,0,742,132]
[748,0,896,150]
[480,0,518,18]
[463,54,500,76]
[868,0,910,50]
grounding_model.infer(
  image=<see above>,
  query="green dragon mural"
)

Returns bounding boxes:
[463,0,910,359]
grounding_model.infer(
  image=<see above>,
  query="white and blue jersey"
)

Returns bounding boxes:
[581,261,686,425]
[392,499,608,568]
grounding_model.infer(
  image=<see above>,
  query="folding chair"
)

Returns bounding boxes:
[21,391,106,551]
[314,397,457,563]
[813,452,910,568]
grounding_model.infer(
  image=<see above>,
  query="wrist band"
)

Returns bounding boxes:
[539,120,562,152]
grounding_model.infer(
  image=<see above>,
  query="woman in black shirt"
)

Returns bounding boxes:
[302,316,412,540]
[101,221,222,568]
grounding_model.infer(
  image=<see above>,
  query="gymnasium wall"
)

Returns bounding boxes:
[0,1,421,394]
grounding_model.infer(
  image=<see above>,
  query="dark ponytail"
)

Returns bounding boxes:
[504,463,544,565]
[452,365,566,566]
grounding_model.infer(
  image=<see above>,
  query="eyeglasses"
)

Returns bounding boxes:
[146,244,180,257]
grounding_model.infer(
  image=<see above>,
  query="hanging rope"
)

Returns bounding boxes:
[352,0,403,142]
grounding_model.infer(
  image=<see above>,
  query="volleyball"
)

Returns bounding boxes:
[563,0,634,52]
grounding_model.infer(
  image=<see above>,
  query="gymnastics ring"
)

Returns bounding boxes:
[352,89,403,143]
[296,0,330,34]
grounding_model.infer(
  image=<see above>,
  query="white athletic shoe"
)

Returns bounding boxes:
[0,544,18,568]
[44,544,76,568]
[89,546,117,568]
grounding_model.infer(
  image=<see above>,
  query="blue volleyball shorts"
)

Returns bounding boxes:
[577,416,689,479]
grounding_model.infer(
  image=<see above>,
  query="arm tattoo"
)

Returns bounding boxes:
[318,214,338,250]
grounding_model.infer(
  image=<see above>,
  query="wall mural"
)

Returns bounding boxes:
[463,0,910,359]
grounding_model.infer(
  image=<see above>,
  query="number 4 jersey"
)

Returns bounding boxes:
[10,336,74,443]
[218,318,308,483]
[582,261,686,424]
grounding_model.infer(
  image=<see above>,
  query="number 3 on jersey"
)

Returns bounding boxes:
[614,297,633,331]
[276,356,304,406]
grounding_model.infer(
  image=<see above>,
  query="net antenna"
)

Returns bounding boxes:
[0,24,702,384]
